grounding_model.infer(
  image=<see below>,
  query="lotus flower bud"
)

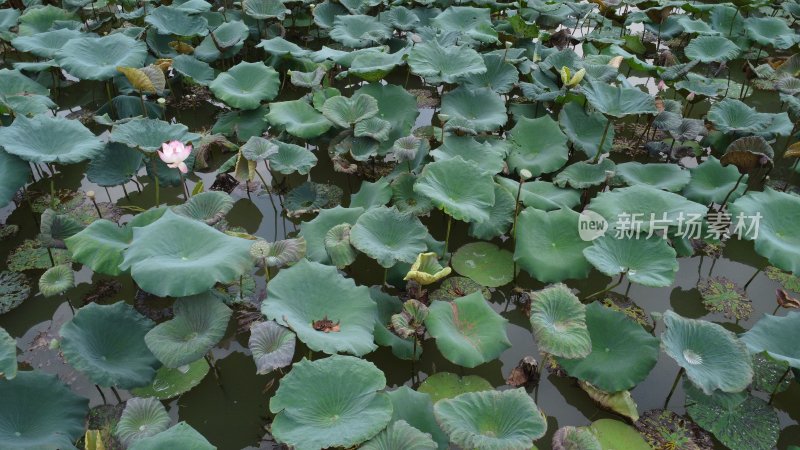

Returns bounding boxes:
[438,113,450,122]
[86,190,96,200]
[49,339,60,350]
[250,240,271,260]
[505,41,513,48]
[686,92,696,101]
[157,97,166,105]
[519,169,533,180]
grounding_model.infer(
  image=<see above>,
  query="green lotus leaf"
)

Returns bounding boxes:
[497,178,581,211]
[171,54,215,86]
[468,183,514,240]
[60,301,159,388]
[451,242,514,288]
[684,383,779,450]
[330,14,391,48]
[361,419,437,450]
[264,238,307,268]
[683,156,748,204]
[145,293,232,368]
[722,135,775,172]
[584,235,678,287]
[684,35,741,63]
[115,397,171,446]
[248,320,295,374]
[87,142,144,187]
[425,292,511,368]
[0,327,16,380]
[299,206,364,264]
[430,136,507,175]
[350,178,392,209]
[558,102,615,158]
[581,79,658,118]
[349,49,406,82]
[698,276,752,320]
[144,6,209,37]
[11,28,82,58]
[614,162,690,192]
[0,68,49,97]
[0,115,103,164]
[554,159,616,189]
[354,117,392,141]
[414,157,495,223]
[110,117,200,153]
[729,188,800,275]
[529,283,591,359]
[579,381,639,421]
[38,264,74,297]
[432,6,497,42]
[707,99,776,134]
[17,5,76,36]
[120,210,254,297]
[55,33,146,80]
[243,0,287,20]
[552,426,602,450]
[284,182,343,216]
[354,83,419,154]
[746,16,797,49]
[193,20,248,62]
[556,302,659,392]
[129,422,214,450]
[321,93,379,128]
[507,115,569,177]
[0,271,30,315]
[210,61,279,110]
[440,87,507,133]
[589,419,651,450]
[418,373,493,404]
[350,206,428,268]
[324,224,357,268]
[0,371,88,449]
[434,388,546,450]
[172,191,233,226]
[265,140,317,175]
[407,39,486,84]
[256,37,311,58]
[515,208,592,283]
[391,173,433,216]
[131,358,209,400]
[239,136,277,162]
[430,276,490,302]
[0,149,29,208]
[741,311,800,369]
[371,287,420,360]
[262,259,378,356]
[752,352,794,394]
[461,54,518,94]
[266,100,333,139]
[39,209,83,248]
[588,185,707,232]
[386,387,448,449]
[269,355,392,450]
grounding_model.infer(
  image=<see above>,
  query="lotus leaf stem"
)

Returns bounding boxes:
[110,386,123,403]
[743,266,761,291]
[95,384,108,405]
[593,118,612,163]
[443,215,453,258]
[769,366,791,405]
[585,273,625,300]
[663,367,684,409]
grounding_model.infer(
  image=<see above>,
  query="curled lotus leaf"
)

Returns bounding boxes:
[391,173,434,216]
[721,135,774,173]
[425,292,511,368]
[451,242,515,288]
[361,420,437,450]
[414,157,495,223]
[324,223,357,268]
[579,381,639,421]
[210,61,280,110]
[115,397,171,446]
[661,310,753,394]
[266,140,318,175]
[0,149,30,208]
[38,264,74,297]
[55,33,147,80]
[269,355,392,450]
[239,136,278,161]
[299,206,364,264]
[434,388,547,450]
[248,321,295,374]
[430,276,490,302]
[145,293,232,368]
[87,142,145,187]
[387,386,449,448]
[587,185,707,233]
[39,208,83,247]
[583,235,679,288]
[552,426,601,450]
[468,183,515,240]
[350,178,392,210]
[131,358,209,400]
[529,284,591,359]
[128,422,214,450]
[350,206,428,268]
[707,99,779,134]
[404,252,452,285]
[354,117,392,141]
[264,237,307,268]
[372,287,421,361]
[0,115,103,164]
[558,101,614,158]
[390,299,428,339]
[321,93,379,128]
[171,191,234,225]
[60,301,160,389]
[741,310,800,369]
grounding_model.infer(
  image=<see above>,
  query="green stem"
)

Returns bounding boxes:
[593,118,612,163]
[150,157,160,205]
[769,367,791,405]
[586,273,625,300]
[663,367,685,409]
[443,215,453,258]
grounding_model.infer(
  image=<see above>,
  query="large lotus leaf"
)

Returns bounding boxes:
[496,178,581,211]
[387,387,449,449]
[507,115,569,177]
[0,115,103,164]
[16,5,76,35]
[661,311,752,395]
[554,159,616,190]
[209,61,279,110]
[120,210,254,297]
[266,100,333,139]
[529,284,591,359]
[707,99,772,134]
[243,0,287,19]
[584,235,678,287]
[414,157,495,223]
[581,79,658,118]
[299,206,364,264]
[461,53,517,94]
[468,183,514,240]
[434,389,546,450]
[129,422,214,450]
[131,358,209,400]
[262,259,377,356]
[248,321,295,374]
[741,311,800,369]
[321,93,379,128]
[407,39,486,84]
[256,37,311,58]
[145,293,231,368]
[515,208,592,283]
[266,140,317,175]
[558,102,615,159]
[588,185,707,232]
[361,420,437,450]
[11,28,82,58]
[0,327,15,380]
[171,55,215,86]
[269,355,392,450]
[391,173,434,216]
[684,384,779,450]
[330,14,391,48]
[60,301,159,388]
[115,397,171,446]
[0,371,88,449]
[145,6,209,37]
[614,162,690,192]
[87,142,144,187]
[746,16,797,49]
[0,68,54,116]
[55,33,147,80]
[0,271,30,315]
[0,149,29,208]
[354,83,418,154]
[440,87,507,133]
[589,419,651,450]
[110,117,200,153]
[349,49,405,82]
[683,156,748,204]
[425,292,511,368]
[557,302,659,392]
[172,191,233,225]
[350,178,392,210]
[451,242,514,288]
[350,206,428,268]
[684,35,741,63]
[430,136,507,175]
[431,6,497,43]
[729,188,800,275]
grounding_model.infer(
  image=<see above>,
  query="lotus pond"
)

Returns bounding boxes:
[3,0,800,449]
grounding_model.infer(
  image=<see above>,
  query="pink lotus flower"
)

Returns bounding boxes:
[657,80,667,92]
[158,140,192,173]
